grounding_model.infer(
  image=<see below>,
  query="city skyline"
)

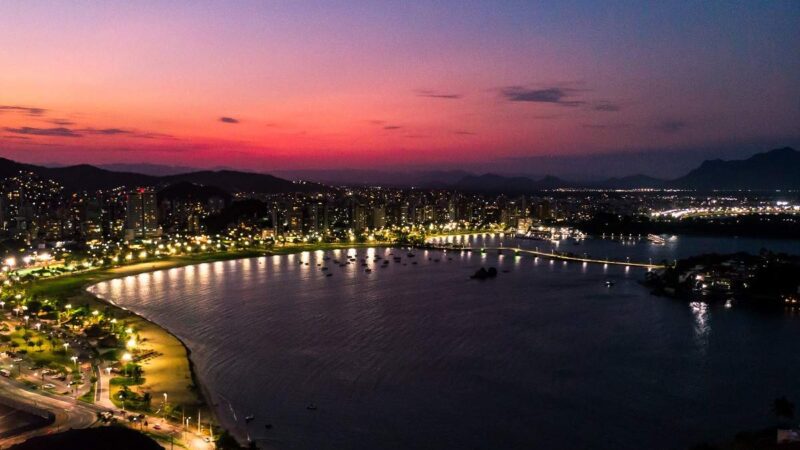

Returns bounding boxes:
[1,1,798,177]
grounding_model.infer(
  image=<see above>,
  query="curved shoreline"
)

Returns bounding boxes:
[79,244,407,446]
[72,235,492,447]
[90,283,248,444]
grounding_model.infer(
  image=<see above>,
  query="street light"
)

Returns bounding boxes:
[122,352,132,377]
[70,356,78,367]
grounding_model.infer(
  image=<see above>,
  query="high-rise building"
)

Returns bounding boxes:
[125,188,160,240]
[534,201,552,221]
[371,206,386,229]
[352,204,367,231]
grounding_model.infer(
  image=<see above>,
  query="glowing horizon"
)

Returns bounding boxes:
[1,1,798,175]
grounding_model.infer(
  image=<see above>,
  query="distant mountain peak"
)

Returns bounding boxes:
[673,147,800,190]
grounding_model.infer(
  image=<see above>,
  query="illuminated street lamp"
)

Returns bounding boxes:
[70,356,78,367]
[163,392,168,419]
[122,352,132,377]
[183,417,191,440]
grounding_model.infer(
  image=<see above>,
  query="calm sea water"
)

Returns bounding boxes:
[89,235,800,450]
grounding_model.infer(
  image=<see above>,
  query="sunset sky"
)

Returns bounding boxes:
[1,1,798,177]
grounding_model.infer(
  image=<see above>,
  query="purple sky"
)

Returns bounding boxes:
[0,1,798,177]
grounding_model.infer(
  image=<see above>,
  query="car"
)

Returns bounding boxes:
[42,383,56,389]
[153,424,161,430]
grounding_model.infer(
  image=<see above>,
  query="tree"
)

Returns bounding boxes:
[119,385,131,399]
[773,396,795,424]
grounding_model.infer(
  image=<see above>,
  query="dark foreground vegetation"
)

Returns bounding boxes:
[8,426,163,450]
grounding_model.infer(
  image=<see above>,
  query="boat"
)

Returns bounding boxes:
[604,281,615,287]
[264,423,273,429]
[307,404,318,410]
[365,268,372,273]
[245,415,255,423]
[326,273,333,277]
[407,253,415,257]
[647,234,666,245]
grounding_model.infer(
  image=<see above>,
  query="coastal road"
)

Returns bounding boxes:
[0,376,102,447]
[94,363,212,450]
[441,245,665,269]
[493,246,664,269]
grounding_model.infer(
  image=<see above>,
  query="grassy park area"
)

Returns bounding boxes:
[22,251,266,412]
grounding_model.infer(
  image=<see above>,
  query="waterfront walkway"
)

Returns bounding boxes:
[427,245,665,270]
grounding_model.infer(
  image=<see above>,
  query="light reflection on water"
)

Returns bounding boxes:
[690,301,711,353]
[89,235,800,450]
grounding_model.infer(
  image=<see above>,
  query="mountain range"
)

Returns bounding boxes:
[0,147,796,193]
[0,158,323,194]
[449,147,799,193]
